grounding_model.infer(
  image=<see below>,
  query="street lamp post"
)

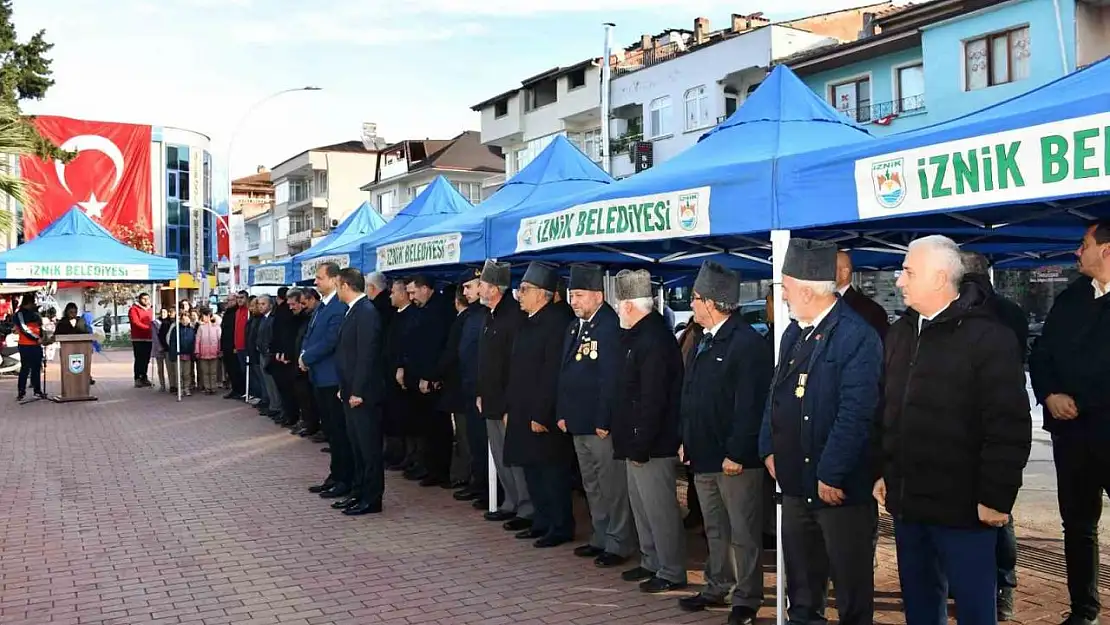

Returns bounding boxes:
[225,86,322,292]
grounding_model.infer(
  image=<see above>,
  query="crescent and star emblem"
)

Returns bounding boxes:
[53,134,126,219]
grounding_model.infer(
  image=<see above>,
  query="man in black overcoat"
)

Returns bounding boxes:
[505,261,576,547]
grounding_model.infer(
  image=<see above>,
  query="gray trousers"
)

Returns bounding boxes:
[781,496,876,625]
[450,413,471,485]
[486,419,533,519]
[627,458,687,584]
[694,470,765,609]
[260,356,282,411]
[574,435,635,557]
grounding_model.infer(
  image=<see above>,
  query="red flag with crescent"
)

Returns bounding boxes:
[20,116,152,242]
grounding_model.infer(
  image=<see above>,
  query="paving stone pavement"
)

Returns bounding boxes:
[0,356,1097,624]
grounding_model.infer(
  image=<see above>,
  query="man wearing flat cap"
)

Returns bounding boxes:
[557,263,635,567]
[758,238,883,625]
[435,268,489,503]
[475,259,533,522]
[678,261,773,625]
[610,269,688,593]
[504,261,577,547]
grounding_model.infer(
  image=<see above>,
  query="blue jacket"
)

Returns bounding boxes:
[167,322,196,358]
[759,300,882,508]
[556,303,622,434]
[300,294,347,388]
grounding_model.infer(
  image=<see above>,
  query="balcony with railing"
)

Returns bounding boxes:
[614,42,681,77]
[835,94,927,125]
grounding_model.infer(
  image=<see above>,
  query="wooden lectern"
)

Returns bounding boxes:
[53,335,97,403]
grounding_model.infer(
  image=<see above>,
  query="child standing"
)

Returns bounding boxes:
[166,311,196,396]
[194,307,221,395]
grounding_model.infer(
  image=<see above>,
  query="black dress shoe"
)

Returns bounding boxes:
[311,432,328,443]
[503,517,533,531]
[594,552,628,568]
[318,485,350,499]
[484,510,515,522]
[573,545,605,558]
[331,496,360,510]
[320,447,330,453]
[621,566,655,582]
[728,607,757,625]
[419,476,446,487]
[404,469,428,482]
[444,480,467,490]
[342,502,382,516]
[308,481,335,494]
[454,489,479,501]
[678,593,728,612]
[472,499,490,510]
[534,535,572,548]
[1060,617,1101,625]
[515,528,544,540]
[640,576,687,593]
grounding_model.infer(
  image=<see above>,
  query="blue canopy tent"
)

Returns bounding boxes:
[283,200,388,283]
[484,64,877,277]
[347,176,474,272]
[0,207,177,281]
[0,207,184,403]
[767,55,1110,269]
[370,135,614,275]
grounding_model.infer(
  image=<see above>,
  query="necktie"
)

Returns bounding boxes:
[695,334,713,357]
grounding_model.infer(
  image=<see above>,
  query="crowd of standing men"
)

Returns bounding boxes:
[120,221,1110,625]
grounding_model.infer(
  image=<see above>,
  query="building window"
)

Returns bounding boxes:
[512,148,527,175]
[409,183,429,199]
[570,129,602,162]
[966,26,1030,90]
[452,181,482,203]
[377,190,395,214]
[274,181,289,205]
[567,68,587,90]
[313,170,328,197]
[524,78,558,111]
[831,77,871,123]
[684,86,710,131]
[277,217,289,239]
[494,99,509,118]
[896,63,926,113]
[648,96,672,138]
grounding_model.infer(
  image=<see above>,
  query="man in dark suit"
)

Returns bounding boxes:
[384,279,418,470]
[836,251,889,341]
[761,240,883,625]
[557,263,633,567]
[505,261,577,548]
[404,275,457,488]
[300,262,353,501]
[270,286,301,427]
[334,268,385,516]
[436,269,488,502]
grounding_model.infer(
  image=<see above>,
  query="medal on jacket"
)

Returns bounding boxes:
[795,373,808,399]
[589,340,598,360]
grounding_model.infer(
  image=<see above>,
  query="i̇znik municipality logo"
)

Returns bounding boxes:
[68,354,85,375]
[678,192,700,231]
[871,157,906,209]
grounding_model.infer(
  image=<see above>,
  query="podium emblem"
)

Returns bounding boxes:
[68,353,85,375]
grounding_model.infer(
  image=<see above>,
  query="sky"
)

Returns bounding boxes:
[14,0,883,200]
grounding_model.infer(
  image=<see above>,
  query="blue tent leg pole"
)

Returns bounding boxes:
[770,229,790,625]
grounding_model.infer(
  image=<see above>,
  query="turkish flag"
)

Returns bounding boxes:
[216,217,230,263]
[20,116,152,242]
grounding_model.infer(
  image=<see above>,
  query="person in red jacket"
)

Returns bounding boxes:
[233,290,250,397]
[129,293,154,387]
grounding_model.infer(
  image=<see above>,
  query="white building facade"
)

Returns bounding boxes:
[473,60,606,183]
[269,136,383,258]
[608,25,836,178]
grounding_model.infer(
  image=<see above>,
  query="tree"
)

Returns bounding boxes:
[0,0,64,238]
[86,224,155,337]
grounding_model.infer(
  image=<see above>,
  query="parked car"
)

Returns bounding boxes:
[92,314,130,337]
[673,300,769,337]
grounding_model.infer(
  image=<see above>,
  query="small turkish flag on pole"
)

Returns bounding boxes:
[19,116,152,242]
